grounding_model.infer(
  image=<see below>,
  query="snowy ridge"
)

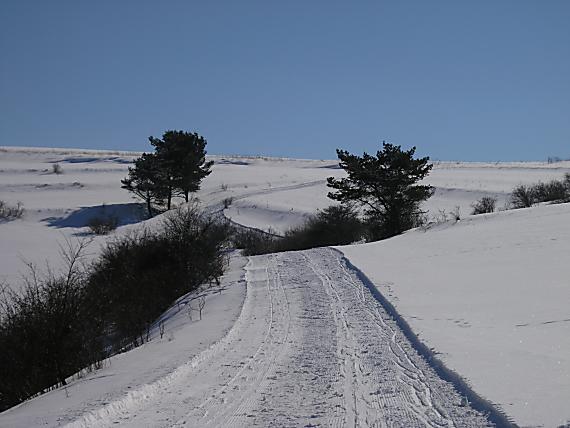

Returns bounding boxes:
[0,146,143,157]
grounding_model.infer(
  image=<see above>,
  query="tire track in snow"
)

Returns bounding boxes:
[65,248,494,427]
[177,254,293,427]
[303,248,493,427]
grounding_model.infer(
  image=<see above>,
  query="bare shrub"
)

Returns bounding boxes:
[222,197,233,209]
[510,175,570,209]
[433,208,449,224]
[0,240,103,411]
[533,180,568,203]
[471,196,496,215]
[280,205,365,251]
[193,295,206,320]
[233,227,278,256]
[510,185,536,208]
[86,204,230,347]
[0,205,232,411]
[52,163,63,174]
[449,206,461,222]
[0,201,24,220]
[233,205,364,255]
[87,215,118,235]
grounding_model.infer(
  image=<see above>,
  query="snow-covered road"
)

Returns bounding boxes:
[67,248,494,427]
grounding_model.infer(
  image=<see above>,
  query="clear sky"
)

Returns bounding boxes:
[1,1,569,161]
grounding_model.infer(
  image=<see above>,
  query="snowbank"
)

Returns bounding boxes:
[340,203,570,427]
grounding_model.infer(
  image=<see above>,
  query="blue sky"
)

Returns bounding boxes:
[1,1,569,161]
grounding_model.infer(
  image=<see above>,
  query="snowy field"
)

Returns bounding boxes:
[1,146,570,427]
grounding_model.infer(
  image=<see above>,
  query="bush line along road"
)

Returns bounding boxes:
[66,249,496,428]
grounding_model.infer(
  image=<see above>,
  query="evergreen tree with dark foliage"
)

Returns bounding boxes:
[150,131,214,206]
[121,130,213,215]
[327,142,433,240]
[121,152,167,217]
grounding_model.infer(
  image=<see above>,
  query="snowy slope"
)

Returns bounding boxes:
[2,146,570,427]
[0,147,336,289]
[0,253,247,428]
[341,203,570,427]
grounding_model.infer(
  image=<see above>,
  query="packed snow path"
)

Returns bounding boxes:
[68,248,492,427]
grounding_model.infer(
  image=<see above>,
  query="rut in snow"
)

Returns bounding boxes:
[66,248,494,428]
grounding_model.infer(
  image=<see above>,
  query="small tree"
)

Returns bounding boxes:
[327,142,433,240]
[121,153,167,217]
[150,131,214,206]
[195,296,206,320]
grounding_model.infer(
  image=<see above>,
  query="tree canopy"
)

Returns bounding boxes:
[150,131,214,206]
[121,152,168,217]
[327,142,433,239]
[122,130,213,216]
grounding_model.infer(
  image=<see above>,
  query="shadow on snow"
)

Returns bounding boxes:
[42,203,146,229]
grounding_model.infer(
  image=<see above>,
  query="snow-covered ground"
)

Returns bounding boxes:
[1,146,570,426]
[1,249,495,427]
[341,204,570,427]
[0,252,247,428]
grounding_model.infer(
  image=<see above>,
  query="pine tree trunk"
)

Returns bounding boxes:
[167,185,172,210]
[146,192,153,218]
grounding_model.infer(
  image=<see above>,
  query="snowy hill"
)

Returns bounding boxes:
[1,146,569,427]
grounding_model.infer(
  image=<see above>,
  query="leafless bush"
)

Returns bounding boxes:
[0,200,24,220]
[232,227,279,256]
[471,196,496,215]
[86,204,230,347]
[52,163,63,174]
[87,215,118,235]
[222,197,233,208]
[533,180,568,202]
[233,205,365,255]
[193,295,206,320]
[510,176,570,209]
[0,240,103,411]
[510,185,536,208]
[449,206,461,222]
[433,209,449,224]
[1,205,232,411]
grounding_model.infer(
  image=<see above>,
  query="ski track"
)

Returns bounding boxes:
[65,248,493,428]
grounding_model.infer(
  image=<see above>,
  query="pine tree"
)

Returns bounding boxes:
[327,142,433,240]
[122,131,213,216]
[121,153,167,217]
[150,131,214,205]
